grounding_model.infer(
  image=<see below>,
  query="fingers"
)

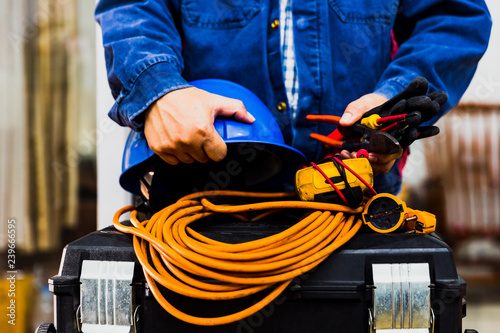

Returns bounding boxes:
[150,140,218,165]
[143,87,258,167]
[340,102,363,126]
[186,148,211,163]
[427,90,448,106]
[147,127,220,165]
[155,136,226,165]
[155,152,181,165]
[152,143,211,165]
[339,150,357,160]
[370,159,397,175]
[340,93,388,126]
[175,152,197,164]
[214,97,255,123]
[367,149,403,175]
[202,127,228,162]
[143,87,236,166]
[338,148,402,175]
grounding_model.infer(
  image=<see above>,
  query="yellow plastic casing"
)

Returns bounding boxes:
[362,193,407,233]
[405,209,437,234]
[362,193,437,234]
[360,114,382,129]
[295,158,373,202]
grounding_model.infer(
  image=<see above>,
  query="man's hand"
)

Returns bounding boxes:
[144,87,255,165]
[338,93,402,175]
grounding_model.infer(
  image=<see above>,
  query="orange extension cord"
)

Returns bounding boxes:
[113,190,363,326]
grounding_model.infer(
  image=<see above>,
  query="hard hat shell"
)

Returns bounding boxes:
[120,79,306,196]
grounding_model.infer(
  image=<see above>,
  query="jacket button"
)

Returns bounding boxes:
[271,19,279,30]
[277,101,287,112]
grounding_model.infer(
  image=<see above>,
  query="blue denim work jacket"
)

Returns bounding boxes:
[95,0,491,194]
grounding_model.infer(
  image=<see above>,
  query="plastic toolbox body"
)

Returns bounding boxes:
[49,221,466,333]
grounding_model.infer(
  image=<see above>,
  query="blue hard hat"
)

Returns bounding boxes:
[120,79,306,196]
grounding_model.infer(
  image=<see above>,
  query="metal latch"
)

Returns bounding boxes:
[80,260,135,333]
[370,263,434,333]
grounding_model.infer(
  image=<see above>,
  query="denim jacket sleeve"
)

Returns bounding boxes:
[95,0,190,131]
[373,0,492,124]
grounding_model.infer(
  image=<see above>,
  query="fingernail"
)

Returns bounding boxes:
[340,114,352,124]
[247,112,256,122]
[368,153,378,163]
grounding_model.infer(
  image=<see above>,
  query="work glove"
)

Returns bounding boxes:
[362,77,447,148]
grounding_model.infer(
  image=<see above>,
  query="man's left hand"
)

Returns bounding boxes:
[338,93,402,175]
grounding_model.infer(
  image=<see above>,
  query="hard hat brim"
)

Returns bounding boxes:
[120,140,306,196]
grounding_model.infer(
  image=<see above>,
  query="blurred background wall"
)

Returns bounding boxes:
[402,0,500,285]
[0,0,499,332]
[1,1,99,331]
[402,2,500,330]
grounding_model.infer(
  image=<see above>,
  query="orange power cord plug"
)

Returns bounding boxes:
[113,190,363,326]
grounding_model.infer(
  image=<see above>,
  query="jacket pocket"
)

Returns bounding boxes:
[181,0,262,28]
[329,0,399,25]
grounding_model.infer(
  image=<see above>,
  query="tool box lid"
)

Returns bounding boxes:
[51,221,464,298]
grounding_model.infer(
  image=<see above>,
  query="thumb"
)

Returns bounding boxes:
[214,96,256,123]
[340,101,365,126]
[340,93,388,126]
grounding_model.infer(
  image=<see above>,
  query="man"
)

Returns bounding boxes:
[96,0,491,194]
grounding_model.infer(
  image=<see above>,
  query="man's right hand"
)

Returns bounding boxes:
[144,87,255,165]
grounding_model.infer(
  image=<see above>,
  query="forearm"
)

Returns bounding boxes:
[374,0,492,125]
[95,0,190,130]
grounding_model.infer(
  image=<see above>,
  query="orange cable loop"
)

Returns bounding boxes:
[113,190,363,326]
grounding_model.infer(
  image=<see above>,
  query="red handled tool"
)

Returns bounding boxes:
[306,114,402,155]
[379,112,421,133]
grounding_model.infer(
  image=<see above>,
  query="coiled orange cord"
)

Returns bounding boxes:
[113,190,363,326]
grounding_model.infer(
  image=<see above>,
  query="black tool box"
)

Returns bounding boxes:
[44,219,472,333]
